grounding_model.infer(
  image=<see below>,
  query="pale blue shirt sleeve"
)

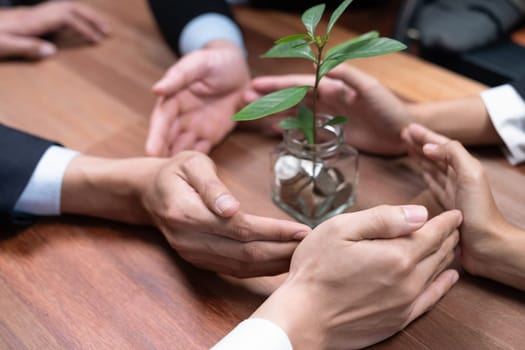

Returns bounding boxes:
[480,84,525,165]
[211,318,293,350]
[179,12,245,55]
[14,145,79,216]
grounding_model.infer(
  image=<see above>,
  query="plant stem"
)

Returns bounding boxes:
[312,43,324,144]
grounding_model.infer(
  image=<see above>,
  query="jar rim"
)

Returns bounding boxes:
[283,113,344,156]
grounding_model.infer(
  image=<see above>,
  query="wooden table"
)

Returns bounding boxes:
[0,1,524,349]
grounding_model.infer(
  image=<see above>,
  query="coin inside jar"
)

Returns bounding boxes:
[332,182,354,209]
[274,155,302,184]
[314,167,340,196]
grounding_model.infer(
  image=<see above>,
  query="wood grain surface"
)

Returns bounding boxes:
[0,1,524,349]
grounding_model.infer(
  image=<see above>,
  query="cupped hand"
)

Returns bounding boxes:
[146,40,250,156]
[0,0,109,60]
[402,123,510,277]
[243,65,412,154]
[253,204,461,349]
[142,151,310,278]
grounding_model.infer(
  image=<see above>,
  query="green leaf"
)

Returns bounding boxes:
[297,104,314,144]
[232,86,310,121]
[302,4,325,36]
[327,0,354,35]
[278,117,302,130]
[275,34,309,44]
[319,37,406,77]
[261,40,316,62]
[324,116,348,126]
[325,31,379,58]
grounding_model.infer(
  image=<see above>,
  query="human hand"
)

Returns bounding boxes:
[252,205,461,349]
[243,65,412,154]
[141,151,310,277]
[146,40,250,156]
[402,123,511,279]
[0,0,109,60]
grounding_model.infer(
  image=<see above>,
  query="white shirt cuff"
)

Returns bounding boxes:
[179,13,245,55]
[481,84,525,165]
[14,146,79,216]
[211,318,293,350]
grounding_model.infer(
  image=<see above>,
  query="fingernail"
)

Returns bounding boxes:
[153,80,167,91]
[455,210,463,226]
[215,194,239,215]
[293,231,309,240]
[40,43,56,57]
[423,143,438,152]
[402,205,428,224]
[451,270,460,284]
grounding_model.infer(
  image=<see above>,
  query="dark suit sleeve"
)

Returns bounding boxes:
[147,0,236,56]
[0,125,55,222]
[511,77,525,100]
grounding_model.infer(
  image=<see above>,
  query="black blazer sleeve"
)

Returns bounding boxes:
[511,77,525,100]
[147,0,236,56]
[0,125,55,222]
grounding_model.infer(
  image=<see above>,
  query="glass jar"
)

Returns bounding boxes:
[271,114,359,227]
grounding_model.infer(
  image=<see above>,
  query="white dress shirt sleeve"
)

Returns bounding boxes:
[211,318,293,350]
[480,84,525,165]
[14,145,79,216]
[179,13,245,55]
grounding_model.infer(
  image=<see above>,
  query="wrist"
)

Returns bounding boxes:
[61,156,167,225]
[251,277,325,350]
[204,39,246,58]
[474,220,525,290]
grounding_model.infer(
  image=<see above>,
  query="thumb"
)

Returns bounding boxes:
[326,64,377,93]
[152,51,209,96]
[180,153,240,217]
[324,205,429,241]
[0,34,56,60]
[423,140,480,176]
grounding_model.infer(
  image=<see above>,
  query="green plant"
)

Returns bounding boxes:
[232,0,406,144]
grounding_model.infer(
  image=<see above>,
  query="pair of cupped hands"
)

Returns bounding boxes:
[139,40,508,348]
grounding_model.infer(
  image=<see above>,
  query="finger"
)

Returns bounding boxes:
[251,74,316,93]
[145,97,176,157]
[326,64,379,93]
[64,12,104,43]
[219,213,311,242]
[422,172,449,207]
[323,205,429,241]
[317,77,356,107]
[153,52,210,95]
[190,253,293,278]
[170,131,197,154]
[406,123,450,147]
[420,158,448,184]
[194,139,212,154]
[421,151,448,173]
[71,3,111,36]
[180,153,240,217]
[0,35,56,60]
[422,141,481,177]
[411,210,462,261]
[424,230,459,284]
[176,231,299,263]
[167,116,183,145]
[406,269,459,325]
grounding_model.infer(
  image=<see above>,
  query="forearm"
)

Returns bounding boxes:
[408,96,502,145]
[61,155,166,225]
